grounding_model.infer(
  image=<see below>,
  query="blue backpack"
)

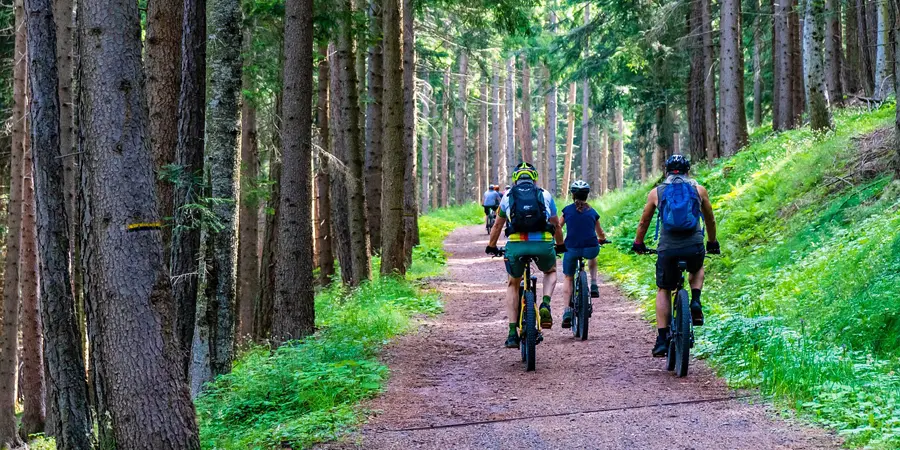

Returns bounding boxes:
[656,177,702,237]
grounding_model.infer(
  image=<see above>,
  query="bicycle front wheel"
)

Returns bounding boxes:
[674,289,691,377]
[523,291,537,371]
[577,270,590,340]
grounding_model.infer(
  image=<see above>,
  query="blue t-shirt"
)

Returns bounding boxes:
[563,204,600,249]
[482,190,502,206]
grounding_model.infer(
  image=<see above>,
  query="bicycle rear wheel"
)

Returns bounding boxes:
[523,291,537,371]
[576,270,590,340]
[674,289,692,377]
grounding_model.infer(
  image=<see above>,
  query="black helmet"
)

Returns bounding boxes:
[570,180,590,200]
[665,155,691,175]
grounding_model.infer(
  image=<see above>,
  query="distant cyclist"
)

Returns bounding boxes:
[559,180,609,328]
[631,155,720,357]
[486,162,566,348]
[482,184,502,228]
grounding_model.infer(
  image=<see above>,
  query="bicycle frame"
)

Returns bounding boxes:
[517,258,539,335]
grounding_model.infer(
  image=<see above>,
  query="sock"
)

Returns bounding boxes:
[509,323,518,335]
[590,277,597,286]
[542,295,551,306]
[658,327,670,340]
[691,289,702,305]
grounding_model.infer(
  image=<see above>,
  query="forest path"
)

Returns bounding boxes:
[323,225,839,449]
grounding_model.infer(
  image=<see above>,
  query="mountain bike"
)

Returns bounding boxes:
[486,208,497,234]
[570,256,593,341]
[644,249,694,377]
[494,248,541,371]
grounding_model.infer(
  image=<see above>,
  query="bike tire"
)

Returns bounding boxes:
[674,289,691,377]
[577,270,590,341]
[572,276,581,338]
[666,339,676,371]
[523,291,537,371]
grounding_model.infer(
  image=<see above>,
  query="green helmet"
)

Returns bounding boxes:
[512,162,538,183]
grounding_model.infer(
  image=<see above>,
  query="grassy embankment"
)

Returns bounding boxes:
[594,105,900,448]
[194,203,482,449]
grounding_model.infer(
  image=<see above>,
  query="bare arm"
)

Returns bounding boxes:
[488,216,506,248]
[550,216,564,245]
[633,189,658,244]
[595,220,607,241]
[697,185,717,242]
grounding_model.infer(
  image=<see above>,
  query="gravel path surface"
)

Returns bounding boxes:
[321,225,839,450]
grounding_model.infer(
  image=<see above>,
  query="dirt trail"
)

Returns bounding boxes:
[324,226,839,449]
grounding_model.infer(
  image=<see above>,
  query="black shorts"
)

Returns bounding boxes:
[655,244,705,290]
[483,205,499,215]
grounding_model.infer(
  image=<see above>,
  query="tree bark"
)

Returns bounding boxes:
[824,0,843,105]
[79,0,203,442]
[875,0,893,99]
[791,0,805,126]
[701,0,719,159]
[599,127,609,194]
[381,0,407,275]
[237,41,260,342]
[0,2,26,445]
[255,153,280,340]
[613,110,624,190]
[505,57,516,175]
[892,0,900,166]
[146,0,183,251]
[421,81,432,213]
[402,0,418,263]
[520,55,533,164]
[580,5,590,180]
[545,70,558,196]
[687,0,708,159]
[170,0,206,375]
[476,82,487,195]
[752,0,764,126]
[365,0,384,250]
[440,70,450,207]
[491,62,501,185]
[774,0,795,130]
[856,0,875,95]
[453,50,468,204]
[20,106,46,437]
[805,0,834,130]
[274,0,315,342]
[844,0,861,94]
[562,83,575,192]
[316,45,335,283]
[720,0,750,156]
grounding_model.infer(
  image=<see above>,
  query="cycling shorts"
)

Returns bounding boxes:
[656,244,705,290]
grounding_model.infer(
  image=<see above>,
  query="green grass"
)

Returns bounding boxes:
[593,104,900,448]
[195,202,482,449]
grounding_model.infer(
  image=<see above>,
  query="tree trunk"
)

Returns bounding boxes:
[491,62,501,184]
[170,0,206,375]
[381,0,407,275]
[752,0,764,126]
[440,70,450,207]
[875,0,893,98]
[498,81,508,182]
[774,0,795,130]
[477,82,487,195]
[562,83,575,192]
[194,0,242,386]
[613,110,624,190]
[237,37,260,342]
[687,0,708,159]
[146,0,182,251]
[824,0,843,105]
[580,5,590,181]
[599,127,609,194]
[844,0,861,94]
[805,0,834,129]
[255,154,280,340]
[20,106,46,437]
[421,81,432,213]
[701,0,719,159]
[273,0,315,342]
[79,0,204,442]
[791,0,805,126]
[315,48,335,282]
[365,0,384,250]
[0,2,26,444]
[547,13,559,195]
[453,50,468,204]
[639,139,648,182]
[857,0,875,95]
[402,0,418,263]
[26,0,96,447]
[335,0,371,285]
[720,0,750,156]
[520,55,533,164]
[892,0,900,166]
[505,57,516,175]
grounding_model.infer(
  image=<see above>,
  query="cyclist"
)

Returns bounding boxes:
[486,162,566,348]
[559,180,609,328]
[482,184,502,229]
[631,155,720,357]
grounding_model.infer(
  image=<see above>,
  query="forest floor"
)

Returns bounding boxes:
[321,225,841,449]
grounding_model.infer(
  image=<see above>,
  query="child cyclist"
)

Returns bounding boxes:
[560,180,610,328]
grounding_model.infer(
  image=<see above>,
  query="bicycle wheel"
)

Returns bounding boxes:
[674,289,692,377]
[523,291,537,371]
[577,270,590,340]
[572,276,581,338]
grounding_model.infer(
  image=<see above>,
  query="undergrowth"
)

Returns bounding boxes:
[594,105,900,448]
[195,203,481,449]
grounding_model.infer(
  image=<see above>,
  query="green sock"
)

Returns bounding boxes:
[509,323,518,335]
[542,295,551,306]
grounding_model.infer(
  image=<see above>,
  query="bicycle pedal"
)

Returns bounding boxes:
[537,333,544,344]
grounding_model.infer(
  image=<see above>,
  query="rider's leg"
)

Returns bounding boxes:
[506,276,523,327]
[561,275,574,305]
[588,258,599,285]
[655,288,672,328]
[688,266,704,289]
[541,267,557,300]
[688,266,705,325]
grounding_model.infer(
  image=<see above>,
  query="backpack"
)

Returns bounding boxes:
[506,183,550,235]
[656,177,702,237]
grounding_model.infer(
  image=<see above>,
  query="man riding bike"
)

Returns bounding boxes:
[559,180,609,328]
[482,184,502,228]
[631,155,720,357]
[486,162,566,348]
